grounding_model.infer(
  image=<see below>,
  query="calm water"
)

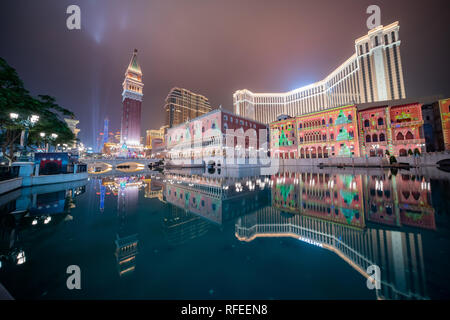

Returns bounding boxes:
[1,167,450,300]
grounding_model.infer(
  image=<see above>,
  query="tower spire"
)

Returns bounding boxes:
[126,48,142,76]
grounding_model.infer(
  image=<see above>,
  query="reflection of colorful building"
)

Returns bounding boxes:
[363,173,435,230]
[271,171,365,228]
[162,205,211,246]
[236,206,428,300]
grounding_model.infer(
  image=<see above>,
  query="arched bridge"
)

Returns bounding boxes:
[82,158,159,174]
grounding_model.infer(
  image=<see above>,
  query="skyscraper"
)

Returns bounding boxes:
[164,87,213,128]
[120,49,143,146]
[234,22,406,124]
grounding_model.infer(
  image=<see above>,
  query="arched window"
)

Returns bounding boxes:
[348,114,352,121]
[330,133,334,140]
[366,135,371,142]
[378,118,384,125]
[372,134,378,142]
[364,119,370,127]
[329,118,333,124]
[396,132,404,140]
[379,133,385,141]
[406,131,414,140]
[322,119,325,125]
[299,123,302,129]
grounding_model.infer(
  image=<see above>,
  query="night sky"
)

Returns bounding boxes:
[1,0,449,147]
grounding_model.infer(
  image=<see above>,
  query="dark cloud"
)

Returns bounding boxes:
[1,0,449,147]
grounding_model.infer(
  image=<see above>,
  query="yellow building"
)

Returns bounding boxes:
[146,125,168,149]
[165,87,213,128]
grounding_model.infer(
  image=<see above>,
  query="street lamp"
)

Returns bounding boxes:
[30,115,39,124]
[9,113,40,160]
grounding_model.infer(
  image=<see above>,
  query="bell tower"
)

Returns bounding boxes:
[120,49,143,146]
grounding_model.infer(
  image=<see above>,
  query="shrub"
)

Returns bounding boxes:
[389,155,397,164]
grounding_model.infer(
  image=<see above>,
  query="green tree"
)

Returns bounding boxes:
[0,57,76,163]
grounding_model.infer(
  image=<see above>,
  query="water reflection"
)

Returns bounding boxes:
[0,180,86,268]
[237,169,436,300]
[1,168,450,299]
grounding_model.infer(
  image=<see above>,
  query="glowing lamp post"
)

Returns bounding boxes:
[9,113,40,160]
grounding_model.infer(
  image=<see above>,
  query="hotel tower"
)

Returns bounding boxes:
[165,87,213,128]
[120,49,143,146]
[234,22,406,124]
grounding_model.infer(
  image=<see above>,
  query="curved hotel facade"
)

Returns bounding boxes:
[234,22,406,124]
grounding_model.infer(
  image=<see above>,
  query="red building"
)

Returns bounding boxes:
[358,102,426,157]
[363,173,435,230]
[296,105,360,159]
[389,103,425,156]
[120,49,143,146]
[358,106,390,157]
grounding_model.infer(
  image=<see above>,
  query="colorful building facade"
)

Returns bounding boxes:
[270,102,429,158]
[271,171,365,229]
[297,105,360,159]
[269,117,297,159]
[358,105,391,157]
[270,105,360,159]
[438,98,450,150]
[389,103,425,156]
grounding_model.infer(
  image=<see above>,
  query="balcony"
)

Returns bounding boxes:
[393,138,425,145]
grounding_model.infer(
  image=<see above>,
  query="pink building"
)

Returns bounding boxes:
[166,109,268,167]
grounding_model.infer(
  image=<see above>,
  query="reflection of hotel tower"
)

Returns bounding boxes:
[115,178,139,277]
[236,171,435,299]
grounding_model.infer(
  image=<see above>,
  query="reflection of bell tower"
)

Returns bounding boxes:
[120,49,143,146]
[115,179,139,277]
